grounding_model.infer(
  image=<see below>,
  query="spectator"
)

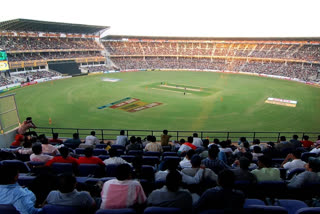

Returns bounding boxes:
[41,136,59,156]
[49,133,63,144]
[17,117,36,135]
[194,169,245,212]
[250,139,264,151]
[103,148,130,166]
[45,147,78,167]
[0,165,42,214]
[84,131,99,146]
[251,155,281,182]
[178,136,196,156]
[201,145,230,174]
[252,146,264,161]
[160,129,172,146]
[290,135,302,149]
[179,149,195,169]
[64,133,82,149]
[145,136,162,152]
[315,135,320,146]
[44,174,95,212]
[301,135,314,149]
[17,141,33,155]
[281,150,306,173]
[115,130,128,147]
[126,136,142,151]
[147,170,193,213]
[231,157,257,183]
[77,147,105,166]
[192,133,203,148]
[100,164,146,209]
[30,144,53,163]
[11,134,24,147]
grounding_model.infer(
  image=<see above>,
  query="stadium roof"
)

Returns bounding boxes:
[0,19,109,34]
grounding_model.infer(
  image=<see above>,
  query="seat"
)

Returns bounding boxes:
[301,152,317,162]
[96,144,108,149]
[247,205,288,214]
[127,150,144,156]
[162,146,172,152]
[162,152,178,157]
[243,199,266,208]
[275,199,308,214]
[93,149,108,156]
[143,207,182,214]
[279,168,287,180]
[144,152,161,157]
[105,164,118,177]
[256,181,288,199]
[27,161,46,174]
[111,145,125,151]
[75,148,85,155]
[295,207,320,214]
[51,163,73,174]
[78,164,100,177]
[162,156,181,166]
[42,204,83,214]
[2,160,30,173]
[286,168,305,180]
[18,175,36,187]
[142,156,160,166]
[96,208,136,214]
[140,165,155,181]
[98,155,110,161]
[120,155,136,163]
[0,204,20,214]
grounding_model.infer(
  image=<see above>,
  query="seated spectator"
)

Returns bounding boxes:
[310,145,320,155]
[44,174,95,212]
[103,148,130,166]
[315,135,320,146]
[238,137,248,146]
[0,165,42,214]
[290,135,302,149]
[179,149,195,169]
[192,133,203,148]
[301,135,314,149]
[219,141,233,154]
[281,150,306,173]
[170,138,183,152]
[30,144,53,162]
[11,134,24,147]
[231,157,257,183]
[276,136,294,155]
[145,136,162,152]
[251,155,281,182]
[160,129,172,146]
[250,139,265,151]
[178,136,196,156]
[17,141,33,155]
[84,131,99,146]
[78,147,105,166]
[199,139,210,159]
[233,141,250,156]
[17,117,37,135]
[252,146,263,161]
[100,164,146,209]
[115,130,128,147]
[147,170,193,214]
[288,157,320,188]
[41,136,59,156]
[64,133,82,149]
[194,169,245,212]
[201,145,230,174]
[49,133,63,144]
[126,136,142,151]
[45,147,78,167]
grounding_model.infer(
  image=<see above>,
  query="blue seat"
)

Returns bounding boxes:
[93,149,108,156]
[301,152,317,162]
[0,204,19,214]
[111,145,125,151]
[244,199,265,208]
[162,146,172,152]
[295,207,320,214]
[144,152,161,157]
[120,155,136,163]
[256,181,287,199]
[98,155,110,161]
[141,165,155,181]
[198,210,232,214]
[162,156,181,165]
[127,150,143,156]
[162,152,178,157]
[96,208,136,214]
[18,175,36,187]
[42,204,82,214]
[287,168,305,180]
[142,156,159,166]
[105,164,118,177]
[78,164,100,177]
[2,160,30,173]
[275,199,308,214]
[96,144,108,149]
[117,149,125,156]
[51,163,73,174]
[143,207,182,214]
[27,161,46,174]
[75,148,85,155]
[247,205,288,214]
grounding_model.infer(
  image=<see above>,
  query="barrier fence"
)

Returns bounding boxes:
[30,127,320,143]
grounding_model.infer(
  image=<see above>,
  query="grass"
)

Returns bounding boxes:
[4,71,320,133]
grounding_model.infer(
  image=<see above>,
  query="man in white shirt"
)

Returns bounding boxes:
[30,144,53,163]
[281,150,306,173]
[192,133,203,148]
[115,130,128,147]
[84,131,99,146]
[103,148,131,166]
[179,149,195,169]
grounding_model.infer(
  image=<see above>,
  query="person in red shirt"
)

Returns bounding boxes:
[45,147,78,167]
[301,135,314,149]
[49,133,63,144]
[11,134,24,147]
[77,147,105,166]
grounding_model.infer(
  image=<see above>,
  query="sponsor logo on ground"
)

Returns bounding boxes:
[265,97,297,107]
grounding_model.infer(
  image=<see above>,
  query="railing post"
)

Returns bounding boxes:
[253,132,256,141]
[277,132,281,142]
[227,132,230,140]
[151,130,154,136]
[126,130,129,137]
[101,129,104,141]
[200,132,203,139]
[177,131,179,141]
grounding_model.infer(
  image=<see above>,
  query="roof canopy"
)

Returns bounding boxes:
[0,19,109,34]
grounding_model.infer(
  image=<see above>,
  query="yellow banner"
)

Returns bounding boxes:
[118,101,148,112]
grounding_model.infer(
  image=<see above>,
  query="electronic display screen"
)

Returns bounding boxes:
[0,51,7,61]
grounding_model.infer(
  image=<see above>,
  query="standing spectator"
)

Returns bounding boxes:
[192,133,203,148]
[145,136,162,152]
[49,133,63,144]
[30,144,53,163]
[115,130,128,147]
[17,117,37,135]
[194,169,245,212]
[84,131,99,146]
[251,155,281,182]
[301,135,314,149]
[147,170,193,214]
[0,165,42,214]
[64,133,82,149]
[160,129,172,146]
[11,134,24,147]
[100,164,146,209]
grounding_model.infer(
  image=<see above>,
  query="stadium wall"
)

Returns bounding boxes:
[0,128,17,147]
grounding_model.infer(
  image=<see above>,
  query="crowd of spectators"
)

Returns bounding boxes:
[83,65,115,73]
[0,36,102,51]
[104,40,320,62]
[10,70,61,82]
[1,124,320,213]
[0,75,15,86]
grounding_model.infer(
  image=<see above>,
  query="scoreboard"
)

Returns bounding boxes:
[0,50,9,71]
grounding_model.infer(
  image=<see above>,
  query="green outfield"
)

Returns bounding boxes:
[5,71,320,132]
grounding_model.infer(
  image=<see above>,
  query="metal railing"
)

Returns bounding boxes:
[30,127,320,143]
